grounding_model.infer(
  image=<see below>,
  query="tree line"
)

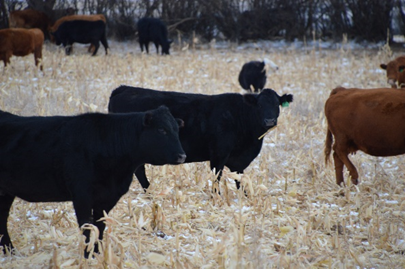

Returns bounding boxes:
[0,0,403,43]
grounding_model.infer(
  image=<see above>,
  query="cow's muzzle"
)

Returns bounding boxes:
[264,118,277,127]
[177,153,187,164]
[388,78,397,88]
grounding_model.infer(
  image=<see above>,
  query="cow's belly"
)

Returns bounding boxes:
[0,172,71,202]
[13,49,33,56]
[356,135,405,157]
[361,146,405,157]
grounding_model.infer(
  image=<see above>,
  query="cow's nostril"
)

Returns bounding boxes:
[177,154,186,163]
[388,79,396,85]
[264,118,276,127]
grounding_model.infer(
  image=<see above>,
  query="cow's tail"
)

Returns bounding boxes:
[324,127,333,165]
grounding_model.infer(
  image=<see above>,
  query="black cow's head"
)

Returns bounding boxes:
[50,31,62,45]
[162,39,173,55]
[139,106,186,165]
[244,88,293,129]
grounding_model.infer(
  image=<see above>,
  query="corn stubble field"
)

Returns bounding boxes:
[1,40,405,269]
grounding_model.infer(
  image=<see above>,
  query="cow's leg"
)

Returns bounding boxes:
[92,199,120,244]
[1,53,8,67]
[87,45,94,53]
[234,171,243,190]
[91,42,100,56]
[154,42,159,54]
[134,165,150,191]
[2,51,12,67]
[34,48,43,71]
[226,165,244,190]
[0,194,15,254]
[100,36,109,55]
[145,42,149,54]
[209,155,229,194]
[332,152,345,186]
[336,152,359,185]
[64,42,72,55]
[139,41,146,53]
[70,183,94,258]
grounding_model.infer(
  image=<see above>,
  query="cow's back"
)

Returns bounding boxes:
[109,86,205,113]
[51,14,106,33]
[0,29,35,55]
[325,87,405,156]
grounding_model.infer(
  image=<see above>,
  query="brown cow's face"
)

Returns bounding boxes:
[380,56,405,89]
[380,61,399,88]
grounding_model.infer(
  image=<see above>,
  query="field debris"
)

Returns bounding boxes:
[1,41,404,268]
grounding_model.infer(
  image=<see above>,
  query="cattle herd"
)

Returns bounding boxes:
[0,10,173,69]
[0,7,405,261]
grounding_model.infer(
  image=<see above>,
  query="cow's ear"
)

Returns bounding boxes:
[176,118,184,128]
[243,94,258,105]
[380,64,387,70]
[279,94,293,107]
[143,112,153,126]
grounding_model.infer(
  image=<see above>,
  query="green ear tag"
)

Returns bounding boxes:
[282,102,289,107]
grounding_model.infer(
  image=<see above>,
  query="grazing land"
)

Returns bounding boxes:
[1,40,405,268]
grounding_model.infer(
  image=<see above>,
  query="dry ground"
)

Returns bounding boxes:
[1,40,405,268]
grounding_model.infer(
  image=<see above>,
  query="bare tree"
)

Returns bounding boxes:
[0,0,7,28]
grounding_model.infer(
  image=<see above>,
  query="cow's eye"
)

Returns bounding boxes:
[158,128,167,135]
[399,66,405,72]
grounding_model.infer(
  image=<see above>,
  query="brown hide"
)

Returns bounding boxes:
[380,56,405,89]
[0,28,44,70]
[50,14,106,53]
[50,14,106,33]
[9,10,51,38]
[324,87,405,185]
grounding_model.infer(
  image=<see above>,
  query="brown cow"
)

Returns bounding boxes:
[50,14,106,53]
[9,9,51,39]
[0,28,44,70]
[380,56,405,89]
[325,87,405,185]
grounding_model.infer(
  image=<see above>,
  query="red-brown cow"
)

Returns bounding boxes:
[0,28,44,70]
[380,56,405,89]
[50,14,106,53]
[325,87,405,185]
[9,9,51,38]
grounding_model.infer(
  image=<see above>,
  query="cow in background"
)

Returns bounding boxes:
[325,87,405,185]
[238,59,279,92]
[0,107,185,257]
[137,17,172,55]
[0,28,44,70]
[108,86,293,193]
[51,20,109,56]
[50,14,107,53]
[8,8,76,40]
[380,56,405,89]
[9,9,51,39]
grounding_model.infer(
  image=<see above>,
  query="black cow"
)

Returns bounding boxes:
[238,59,279,92]
[108,86,293,193]
[51,19,109,56]
[137,17,172,55]
[0,107,185,257]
